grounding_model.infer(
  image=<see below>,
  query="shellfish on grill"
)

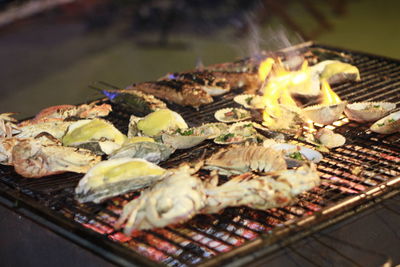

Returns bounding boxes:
[128,109,188,137]
[370,111,400,134]
[203,162,320,213]
[344,102,396,123]
[62,119,126,155]
[194,122,229,139]
[116,163,206,233]
[302,101,347,125]
[108,141,175,164]
[12,137,101,178]
[311,60,360,85]
[214,107,251,123]
[203,144,287,176]
[233,94,265,109]
[314,128,346,148]
[269,143,323,164]
[16,121,74,140]
[162,128,209,149]
[75,158,166,203]
[213,122,261,145]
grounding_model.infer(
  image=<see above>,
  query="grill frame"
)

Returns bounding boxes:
[1,43,400,267]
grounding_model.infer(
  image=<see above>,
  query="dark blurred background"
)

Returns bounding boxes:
[0,0,398,118]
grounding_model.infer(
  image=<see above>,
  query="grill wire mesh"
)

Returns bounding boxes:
[1,44,400,266]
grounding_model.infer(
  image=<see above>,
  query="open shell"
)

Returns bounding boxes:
[270,143,323,163]
[370,111,400,134]
[315,128,346,148]
[233,94,265,109]
[214,108,251,123]
[302,101,347,125]
[75,158,166,203]
[194,122,229,139]
[162,131,208,149]
[344,102,396,123]
[228,122,258,137]
[128,109,188,137]
[62,119,126,155]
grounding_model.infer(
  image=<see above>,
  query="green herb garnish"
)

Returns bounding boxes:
[216,133,235,142]
[245,97,253,105]
[377,123,385,127]
[388,118,396,123]
[175,128,194,136]
[289,151,304,161]
[373,105,380,108]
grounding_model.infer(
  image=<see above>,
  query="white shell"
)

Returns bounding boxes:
[233,94,265,109]
[370,111,400,134]
[213,133,248,145]
[302,101,347,125]
[194,123,229,139]
[270,143,323,163]
[315,128,346,148]
[162,133,208,149]
[344,102,396,123]
[228,121,257,137]
[75,158,165,203]
[214,108,251,123]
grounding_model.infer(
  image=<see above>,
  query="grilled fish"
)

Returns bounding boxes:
[126,80,213,108]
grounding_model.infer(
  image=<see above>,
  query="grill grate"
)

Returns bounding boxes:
[1,44,400,266]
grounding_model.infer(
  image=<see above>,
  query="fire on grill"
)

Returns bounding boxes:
[1,43,400,266]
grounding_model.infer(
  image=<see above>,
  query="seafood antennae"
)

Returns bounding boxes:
[97,81,121,89]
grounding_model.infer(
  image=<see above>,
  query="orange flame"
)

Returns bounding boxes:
[259,58,342,130]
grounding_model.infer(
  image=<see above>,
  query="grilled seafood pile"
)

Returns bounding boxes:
[4,45,398,238]
[116,158,321,234]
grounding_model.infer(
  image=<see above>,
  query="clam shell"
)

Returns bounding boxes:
[228,121,257,137]
[302,101,347,125]
[270,143,323,163]
[315,128,346,148]
[233,94,264,109]
[370,111,400,134]
[213,133,248,145]
[194,122,229,139]
[162,133,208,149]
[214,108,251,123]
[344,102,396,123]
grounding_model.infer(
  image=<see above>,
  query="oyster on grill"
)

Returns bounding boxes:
[194,122,229,139]
[370,111,400,134]
[116,163,206,233]
[214,122,259,145]
[233,94,265,109]
[75,158,166,203]
[214,108,251,123]
[108,141,175,164]
[302,101,347,125]
[128,109,188,137]
[311,60,360,85]
[99,88,167,116]
[315,128,346,148]
[62,119,126,155]
[269,143,323,164]
[344,102,396,123]
[12,138,101,178]
[203,145,287,176]
[162,128,208,149]
[203,162,320,213]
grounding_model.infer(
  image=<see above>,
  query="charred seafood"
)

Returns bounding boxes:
[126,80,213,108]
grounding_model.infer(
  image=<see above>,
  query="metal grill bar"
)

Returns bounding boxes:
[1,44,400,266]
